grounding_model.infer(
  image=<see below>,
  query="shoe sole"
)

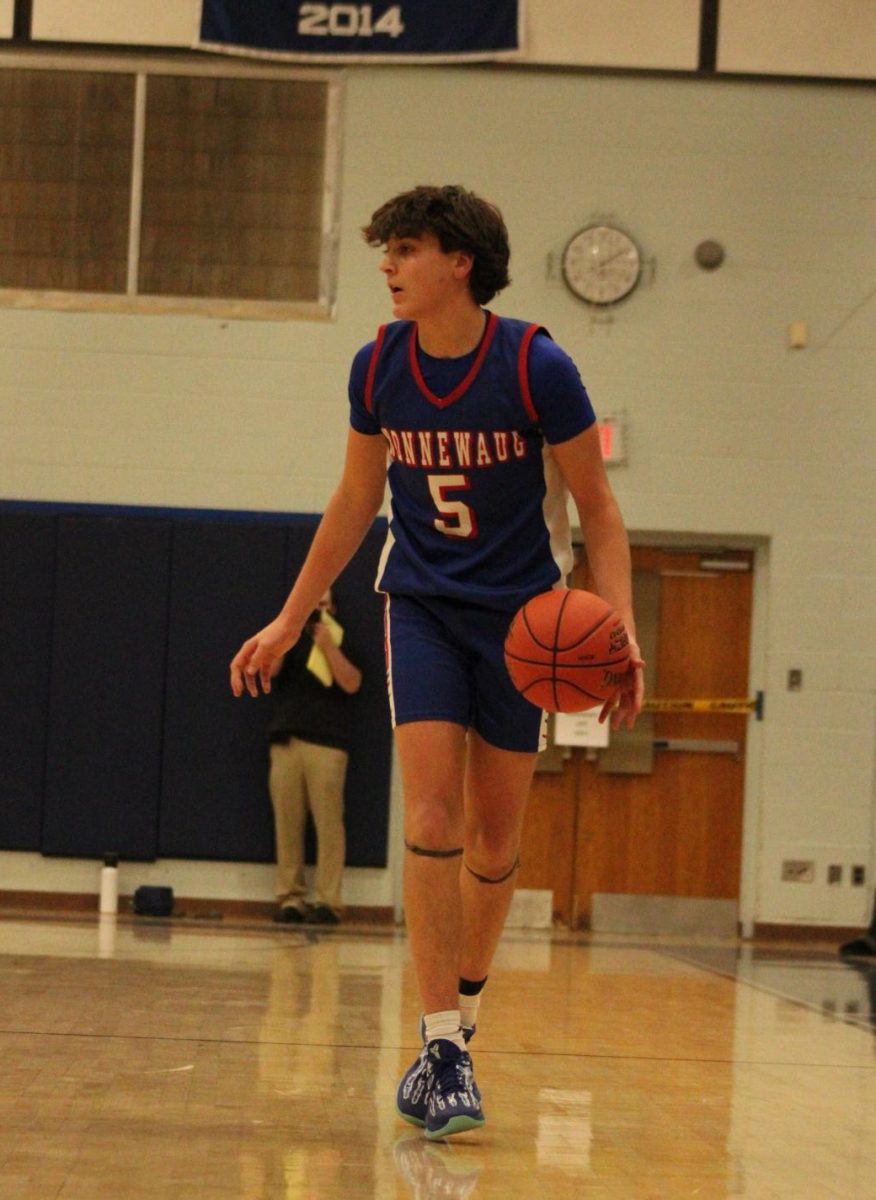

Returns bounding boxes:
[424,1113,486,1141]
[396,1105,426,1129]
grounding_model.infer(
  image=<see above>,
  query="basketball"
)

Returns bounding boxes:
[504,588,631,713]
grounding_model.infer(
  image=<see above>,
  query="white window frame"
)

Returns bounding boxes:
[0,48,344,321]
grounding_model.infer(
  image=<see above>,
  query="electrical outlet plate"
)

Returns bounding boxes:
[782,859,815,883]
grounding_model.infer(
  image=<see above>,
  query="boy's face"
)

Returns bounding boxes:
[379,232,473,320]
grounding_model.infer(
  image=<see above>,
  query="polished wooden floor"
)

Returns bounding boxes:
[1,913,875,1199]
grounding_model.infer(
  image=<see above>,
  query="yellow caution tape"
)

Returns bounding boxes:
[643,698,757,714]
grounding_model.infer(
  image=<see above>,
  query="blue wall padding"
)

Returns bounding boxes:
[0,513,56,850]
[0,503,392,873]
[159,518,287,861]
[42,516,172,859]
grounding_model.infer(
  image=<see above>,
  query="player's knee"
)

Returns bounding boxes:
[405,804,462,853]
[465,822,520,867]
[464,825,520,877]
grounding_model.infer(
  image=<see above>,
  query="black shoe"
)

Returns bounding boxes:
[273,905,307,924]
[840,934,876,957]
[303,904,340,925]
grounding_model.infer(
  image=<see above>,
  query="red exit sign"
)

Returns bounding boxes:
[597,416,626,464]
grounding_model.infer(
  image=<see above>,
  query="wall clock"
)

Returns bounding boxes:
[561,224,642,306]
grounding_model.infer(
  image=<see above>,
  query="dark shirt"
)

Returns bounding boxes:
[267,628,357,752]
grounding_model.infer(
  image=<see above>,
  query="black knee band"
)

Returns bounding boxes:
[404,839,464,859]
[464,856,520,884]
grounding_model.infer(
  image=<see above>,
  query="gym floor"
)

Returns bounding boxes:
[1,913,874,1199]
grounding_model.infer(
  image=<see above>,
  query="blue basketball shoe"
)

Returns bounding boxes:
[396,1020,477,1128]
[423,1039,485,1140]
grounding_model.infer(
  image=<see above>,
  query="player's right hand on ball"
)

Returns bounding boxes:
[229,617,298,698]
[599,643,645,729]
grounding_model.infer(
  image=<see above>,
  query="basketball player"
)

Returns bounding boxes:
[230,185,643,1139]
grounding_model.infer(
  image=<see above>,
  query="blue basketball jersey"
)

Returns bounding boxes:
[348,312,596,612]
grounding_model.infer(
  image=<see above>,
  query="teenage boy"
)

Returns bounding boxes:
[230,184,643,1139]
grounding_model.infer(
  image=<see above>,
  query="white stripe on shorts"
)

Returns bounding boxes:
[383,594,397,727]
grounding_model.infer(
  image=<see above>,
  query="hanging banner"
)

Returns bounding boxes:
[197,0,522,63]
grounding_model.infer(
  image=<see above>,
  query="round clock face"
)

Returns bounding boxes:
[561,224,642,306]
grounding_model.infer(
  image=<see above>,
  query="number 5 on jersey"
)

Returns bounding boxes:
[428,474,478,539]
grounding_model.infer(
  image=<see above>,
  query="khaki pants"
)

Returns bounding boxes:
[269,738,347,912]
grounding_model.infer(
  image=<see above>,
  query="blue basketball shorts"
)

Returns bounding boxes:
[383,593,545,753]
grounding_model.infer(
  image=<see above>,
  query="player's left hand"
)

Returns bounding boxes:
[599,641,645,730]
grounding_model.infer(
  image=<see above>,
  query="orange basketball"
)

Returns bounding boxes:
[504,588,631,713]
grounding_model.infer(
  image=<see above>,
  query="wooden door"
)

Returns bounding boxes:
[518,547,754,927]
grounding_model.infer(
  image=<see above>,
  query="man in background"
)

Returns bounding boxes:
[268,588,362,925]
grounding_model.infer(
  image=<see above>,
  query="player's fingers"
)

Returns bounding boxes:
[230,638,261,697]
[229,647,251,696]
[243,652,264,697]
[610,673,640,730]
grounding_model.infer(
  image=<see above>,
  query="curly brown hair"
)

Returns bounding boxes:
[361,184,511,306]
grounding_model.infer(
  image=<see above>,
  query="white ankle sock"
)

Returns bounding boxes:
[458,992,481,1032]
[424,1009,465,1051]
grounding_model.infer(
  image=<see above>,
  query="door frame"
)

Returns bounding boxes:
[739,538,769,938]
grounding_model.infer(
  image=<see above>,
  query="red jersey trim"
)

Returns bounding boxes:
[518,323,541,424]
[408,311,499,410]
[364,324,388,415]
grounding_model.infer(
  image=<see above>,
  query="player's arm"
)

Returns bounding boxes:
[551,425,644,728]
[230,429,387,698]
